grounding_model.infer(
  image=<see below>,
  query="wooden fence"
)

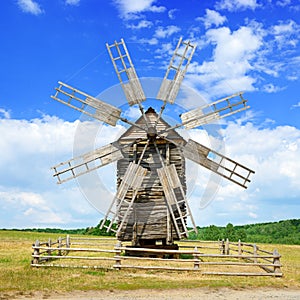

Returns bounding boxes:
[31,236,282,276]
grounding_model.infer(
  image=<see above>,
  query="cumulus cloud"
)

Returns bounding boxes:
[0,108,299,228]
[272,20,300,49]
[186,25,263,96]
[154,25,181,39]
[122,106,141,120]
[189,119,300,225]
[215,0,259,11]
[113,0,166,19]
[276,0,291,7]
[0,115,104,228]
[291,102,300,109]
[139,37,159,45]
[0,108,10,119]
[196,9,227,29]
[262,83,285,93]
[168,8,178,20]
[126,20,153,30]
[17,0,44,15]
[65,0,80,5]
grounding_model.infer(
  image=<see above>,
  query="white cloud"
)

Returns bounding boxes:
[123,106,141,120]
[0,188,71,226]
[0,107,299,228]
[272,20,300,49]
[291,102,300,109]
[154,25,181,39]
[262,83,285,93]
[65,0,80,5]
[186,25,263,96]
[168,8,178,20]
[113,0,166,19]
[185,119,300,226]
[216,0,259,11]
[139,37,159,45]
[0,114,119,228]
[17,0,44,15]
[126,20,153,30]
[0,108,10,119]
[276,0,291,7]
[196,9,227,29]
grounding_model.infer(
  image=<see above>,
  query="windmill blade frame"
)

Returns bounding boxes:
[183,139,255,189]
[106,39,146,106]
[51,81,122,126]
[52,141,124,184]
[180,92,249,129]
[157,164,198,238]
[157,37,196,104]
[100,161,148,234]
[100,142,149,234]
[52,81,148,132]
[153,142,197,238]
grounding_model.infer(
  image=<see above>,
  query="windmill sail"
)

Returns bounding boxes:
[180,92,249,129]
[157,37,196,104]
[157,164,197,238]
[52,142,123,184]
[106,39,146,106]
[100,162,148,234]
[183,139,255,188]
[51,81,121,126]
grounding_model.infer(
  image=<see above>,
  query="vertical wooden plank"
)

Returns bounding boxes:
[238,239,242,255]
[273,249,281,275]
[47,238,51,256]
[58,237,62,256]
[32,240,40,265]
[225,238,230,255]
[220,239,225,255]
[66,235,70,248]
[193,246,200,270]
[114,241,122,270]
[166,143,170,165]
[253,244,257,263]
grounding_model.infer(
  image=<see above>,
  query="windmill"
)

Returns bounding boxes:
[51,38,255,249]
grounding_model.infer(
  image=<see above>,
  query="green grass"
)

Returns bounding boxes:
[0,230,299,296]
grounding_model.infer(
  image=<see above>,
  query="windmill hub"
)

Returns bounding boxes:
[147,126,157,140]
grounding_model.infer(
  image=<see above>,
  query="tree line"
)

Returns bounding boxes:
[189,219,300,245]
[3,219,299,245]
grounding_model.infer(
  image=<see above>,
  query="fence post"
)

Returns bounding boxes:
[238,239,242,255]
[66,235,70,248]
[47,238,52,257]
[220,239,225,255]
[273,249,281,276]
[253,244,257,263]
[193,246,200,270]
[58,237,62,256]
[114,241,122,270]
[32,240,40,265]
[225,238,230,255]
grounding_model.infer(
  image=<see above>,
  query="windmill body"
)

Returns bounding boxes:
[115,108,188,246]
[51,38,255,249]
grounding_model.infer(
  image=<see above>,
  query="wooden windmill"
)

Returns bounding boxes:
[51,38,255,248]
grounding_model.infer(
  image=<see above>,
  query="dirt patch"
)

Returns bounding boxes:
[5,288,300,300]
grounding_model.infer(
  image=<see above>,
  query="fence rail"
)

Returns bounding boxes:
[31,236,282,277]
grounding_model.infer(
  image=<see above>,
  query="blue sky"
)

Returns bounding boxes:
[0,0,299,229]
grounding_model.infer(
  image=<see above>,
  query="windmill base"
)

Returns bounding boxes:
[125,239,179,258]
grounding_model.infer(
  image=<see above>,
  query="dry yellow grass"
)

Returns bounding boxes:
[0,230,299,297]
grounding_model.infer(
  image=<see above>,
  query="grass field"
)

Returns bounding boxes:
[0,230,299,297]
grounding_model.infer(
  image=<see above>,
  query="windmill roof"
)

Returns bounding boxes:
[118,107,185,143]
